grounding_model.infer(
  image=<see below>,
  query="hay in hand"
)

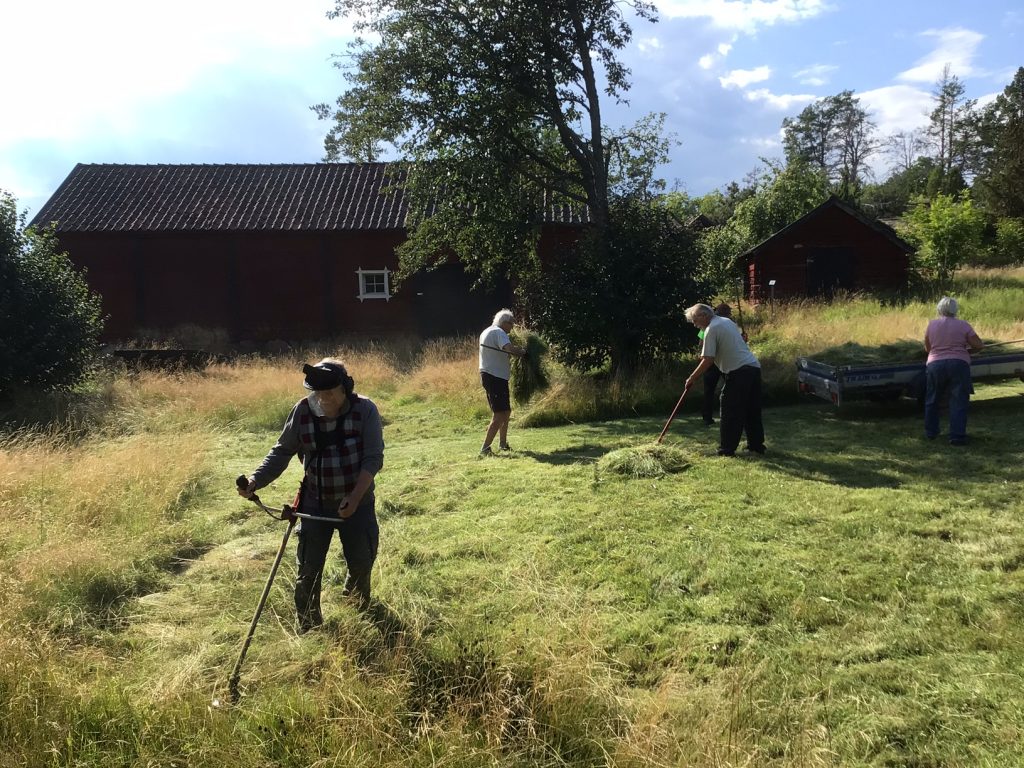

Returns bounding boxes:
[510,331,550,404]
[597,444,691,479]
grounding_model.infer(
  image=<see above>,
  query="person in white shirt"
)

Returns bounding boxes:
[684,303,765,457]
[478,309,526,455]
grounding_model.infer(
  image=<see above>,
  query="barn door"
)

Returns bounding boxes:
[408,264,512,338]
[806,246,855,298]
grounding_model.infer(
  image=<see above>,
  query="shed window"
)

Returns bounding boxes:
[356,268,391,301]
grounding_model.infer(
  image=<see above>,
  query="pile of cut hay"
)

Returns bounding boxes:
[812,340,925,365]
[510,331,550,404]
[597,444,691,479]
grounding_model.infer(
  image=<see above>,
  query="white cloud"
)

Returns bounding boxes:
[653,0,830,34]
[897,27,984,83]
[697,37,736,70]
[738,135,781,149]
[794,63,837,86]
[639,36,663,53]
[720,65,772,88]
[975,91,1000,110]
[744,88,816,110]
[858,85,933,134]
[0,0,353,148]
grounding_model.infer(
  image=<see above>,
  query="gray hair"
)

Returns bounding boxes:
[936,297,959,317]
[684,304,715,324]
[493,309,515,326]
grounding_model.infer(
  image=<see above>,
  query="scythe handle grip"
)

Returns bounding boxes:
[236,474,261,505]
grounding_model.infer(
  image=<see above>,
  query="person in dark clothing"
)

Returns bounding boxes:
[238,358,385,632]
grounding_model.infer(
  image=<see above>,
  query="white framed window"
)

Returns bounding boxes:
[355,267,391,301]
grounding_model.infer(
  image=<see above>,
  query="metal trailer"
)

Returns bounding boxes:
[796,352,1024,407]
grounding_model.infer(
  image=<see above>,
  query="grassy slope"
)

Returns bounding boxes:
[2,272,1024,767]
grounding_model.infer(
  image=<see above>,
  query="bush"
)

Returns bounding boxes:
[0,191,104,396]
[991,217,1024,267]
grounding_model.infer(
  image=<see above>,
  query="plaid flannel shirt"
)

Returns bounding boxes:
[298,406,363,502]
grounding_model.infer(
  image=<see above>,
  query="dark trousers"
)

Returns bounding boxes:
[295,498,379,627]
[702,365,722,423]
[719,365,764,454]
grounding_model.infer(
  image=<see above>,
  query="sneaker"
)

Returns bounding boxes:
[479,446,493,456]
[716,448,736,457]
[703,419,715,427]
[498,443,512,451]
[949,438,967,447]
[745,445,766,455]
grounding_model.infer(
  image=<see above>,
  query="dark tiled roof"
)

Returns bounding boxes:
[740,195,915,261]
[30,163,590,232]
[31,163,407,232]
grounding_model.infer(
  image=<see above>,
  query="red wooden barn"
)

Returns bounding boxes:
[30,163,585,341]
[739,196,913,303]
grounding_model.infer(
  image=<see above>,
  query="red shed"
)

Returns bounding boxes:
[739,196,913,302]
[29,163,585,341]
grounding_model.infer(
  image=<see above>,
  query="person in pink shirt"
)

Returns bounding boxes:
[923,297,984,445]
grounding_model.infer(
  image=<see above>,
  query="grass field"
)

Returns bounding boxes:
[1,269,1023,767]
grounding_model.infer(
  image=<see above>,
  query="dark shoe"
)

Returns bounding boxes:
[498,443,512,451]
[479,446,493,457]
[949,438,967,446]
[703,419,715,427]
[925,434,937,440]
[745,445,766,455]
[716,448,736,457]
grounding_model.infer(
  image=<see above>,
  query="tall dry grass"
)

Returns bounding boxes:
[396,337,480,402]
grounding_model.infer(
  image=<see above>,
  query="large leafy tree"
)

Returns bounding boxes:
[730,161,831,248]
[523,195,710,374]
[318,0,657,280]
[898,192,986,290]
[1,191,104,395]
[925,65,979,195]
[861,156,938,218]
[782,90,878,201]
[975,67,1024,219]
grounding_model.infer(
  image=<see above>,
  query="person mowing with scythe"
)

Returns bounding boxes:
[237,358,384,632]
[479,309,527,456]
[685,303,765,457]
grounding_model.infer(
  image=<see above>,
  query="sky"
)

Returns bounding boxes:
[1,0,1021,220]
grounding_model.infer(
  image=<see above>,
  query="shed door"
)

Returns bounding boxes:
[806,247,855,298]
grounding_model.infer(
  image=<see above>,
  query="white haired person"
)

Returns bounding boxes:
[924,297,984,446]
[238,358,384,631]
[684,303,765,457]
[478,309,526,456]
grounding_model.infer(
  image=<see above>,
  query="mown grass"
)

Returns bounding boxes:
[1,268,1023,766]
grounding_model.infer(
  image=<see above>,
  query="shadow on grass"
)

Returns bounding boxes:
[519,445,611,465]
[759,390,1024,491]
[757,448,904,489]
[365,599,412,651]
